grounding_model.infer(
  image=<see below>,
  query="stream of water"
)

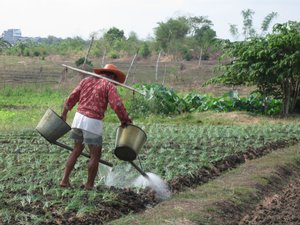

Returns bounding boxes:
[101,164,171,200]
[133,172,171,200]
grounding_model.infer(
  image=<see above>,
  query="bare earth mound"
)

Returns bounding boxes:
[239,175,300,225]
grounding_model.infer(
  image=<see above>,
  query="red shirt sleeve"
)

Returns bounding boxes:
[107,84,131,124]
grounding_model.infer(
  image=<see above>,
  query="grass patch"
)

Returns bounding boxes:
[0,84,70,130]
[2,84,300,132]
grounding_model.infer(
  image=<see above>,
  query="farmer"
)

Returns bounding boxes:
[60,64,132,189]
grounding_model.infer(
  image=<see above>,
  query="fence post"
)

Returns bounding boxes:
[83,36,94,66]
[155,51,161,81]
[198,48,203,67]
[162,63,167,86]
[101,48,106,67]
[125,53,137,84]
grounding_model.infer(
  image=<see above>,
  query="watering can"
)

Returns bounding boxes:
[114,124,148,177]
[35,108,113,167]
[36,109,149,178]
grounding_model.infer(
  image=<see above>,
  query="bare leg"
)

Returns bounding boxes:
[60,141,84,187]
[84,144,101,189]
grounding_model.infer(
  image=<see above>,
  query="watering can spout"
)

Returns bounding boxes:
[130,161,149,179]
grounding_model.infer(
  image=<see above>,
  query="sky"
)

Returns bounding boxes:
[0,0,299,41]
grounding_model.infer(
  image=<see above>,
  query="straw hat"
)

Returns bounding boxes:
[94,64,126,83]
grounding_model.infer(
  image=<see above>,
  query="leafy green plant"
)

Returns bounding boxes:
[212,21,300,116]
[75,57,93,67]
[132,83,188,115]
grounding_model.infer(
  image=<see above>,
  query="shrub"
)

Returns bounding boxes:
[140,43,151,58]
[75,57,93,67]
[109,51,119,59]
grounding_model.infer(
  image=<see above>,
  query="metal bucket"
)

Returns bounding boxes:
[36,108,71,143]
[114,124,147,161]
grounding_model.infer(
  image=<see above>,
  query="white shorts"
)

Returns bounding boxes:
[71,112,103,135]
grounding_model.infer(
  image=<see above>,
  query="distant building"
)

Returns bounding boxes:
[2,29,22,44]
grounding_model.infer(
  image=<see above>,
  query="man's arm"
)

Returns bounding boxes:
[107,84,132,127]
[61,106,69,122]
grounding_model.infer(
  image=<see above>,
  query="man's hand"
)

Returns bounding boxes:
[121,120,132,128]
[61,114,67,122]
[61,107,68,122]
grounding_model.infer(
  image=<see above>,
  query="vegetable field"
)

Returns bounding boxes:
[1,122,300,224]
[1,55,300,224]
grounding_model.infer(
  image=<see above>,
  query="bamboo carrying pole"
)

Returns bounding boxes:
[61,64,145,96]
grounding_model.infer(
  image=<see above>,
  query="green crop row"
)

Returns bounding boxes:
[127,83,282,116]
[1,122,299,224]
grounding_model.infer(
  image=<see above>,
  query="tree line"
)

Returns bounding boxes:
[0,15,218,61]
[1,10,299,116]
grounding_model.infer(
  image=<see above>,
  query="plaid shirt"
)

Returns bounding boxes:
[64,76,131,124]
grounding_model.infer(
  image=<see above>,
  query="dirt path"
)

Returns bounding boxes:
[239,176,300,225]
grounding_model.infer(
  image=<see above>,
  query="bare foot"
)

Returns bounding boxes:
[81,183,93,190]
[60,181,71,188]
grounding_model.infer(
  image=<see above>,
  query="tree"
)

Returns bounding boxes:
[188,16,213,36]
[103,27,125,45]
[241,9,256,38]
[140,42,151,58]
[210,21,300,116]
[261,12,279,35]
[187,16,216,60]
[229,9,278,40]
[124,31,141,55]
[194,25,216,59]
[154,16,190,54]
[154,16,217,60]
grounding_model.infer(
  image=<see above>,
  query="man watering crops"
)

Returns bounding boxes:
[60,64,132,190]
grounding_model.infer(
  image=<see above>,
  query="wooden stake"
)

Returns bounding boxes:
[155,51,161,81]
[125,53,137,84]
[83,36,94,66]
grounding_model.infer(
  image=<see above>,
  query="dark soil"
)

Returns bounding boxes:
[40,186,159,225]
[239,176,300,225]
[3,139,299,225]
